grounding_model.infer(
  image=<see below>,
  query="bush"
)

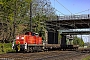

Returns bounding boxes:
[0,43,15,54]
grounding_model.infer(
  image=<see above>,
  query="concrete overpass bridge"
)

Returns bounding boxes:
[45,14,90,45]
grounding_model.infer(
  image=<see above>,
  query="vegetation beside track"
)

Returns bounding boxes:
[0,43,15,54]
[82,55,90,60]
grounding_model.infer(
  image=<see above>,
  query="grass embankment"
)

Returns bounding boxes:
[82,55,90,60]
[0,43,15,54]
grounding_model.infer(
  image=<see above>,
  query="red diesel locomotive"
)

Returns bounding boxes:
[14,32,43,52]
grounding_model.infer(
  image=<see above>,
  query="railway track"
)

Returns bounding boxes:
[0,51,89,60]
[35,51,87,60]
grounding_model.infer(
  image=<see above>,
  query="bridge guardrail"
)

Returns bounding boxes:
[59,14,90,20]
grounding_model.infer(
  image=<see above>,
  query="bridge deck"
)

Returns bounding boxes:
[46,14,90,30]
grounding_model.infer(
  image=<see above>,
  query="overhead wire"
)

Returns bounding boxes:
[53,0,65,15]
[55,9,65,15]
[55,0,73,15]
[75,9,90,14]
[54,0,90,16]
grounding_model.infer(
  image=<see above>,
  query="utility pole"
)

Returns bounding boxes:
[13,0,17,39]
[30,1,32,32]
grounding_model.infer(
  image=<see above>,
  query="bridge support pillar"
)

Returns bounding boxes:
[61,34,66,49]
[47,30,58,44]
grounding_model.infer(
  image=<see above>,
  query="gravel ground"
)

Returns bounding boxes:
[0,51,89,60]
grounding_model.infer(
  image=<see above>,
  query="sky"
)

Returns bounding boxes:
[50,0,90,43]
[50,0,90,15]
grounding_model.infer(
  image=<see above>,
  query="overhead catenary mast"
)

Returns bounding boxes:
[30,1,32,32]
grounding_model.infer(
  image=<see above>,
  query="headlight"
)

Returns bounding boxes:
[16,37,19,39]
[21,37,24,39]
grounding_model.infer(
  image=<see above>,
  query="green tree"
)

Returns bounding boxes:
[0,0,32,42]
[0,0,57,42]
[73,36,84,47]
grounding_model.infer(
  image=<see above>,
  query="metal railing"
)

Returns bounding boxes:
[58,14,90,20]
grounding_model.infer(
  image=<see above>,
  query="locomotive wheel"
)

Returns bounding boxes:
[16,48,20,52]
[16,45,20,52]
[16,49,18,52]
[26,47,30,52]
